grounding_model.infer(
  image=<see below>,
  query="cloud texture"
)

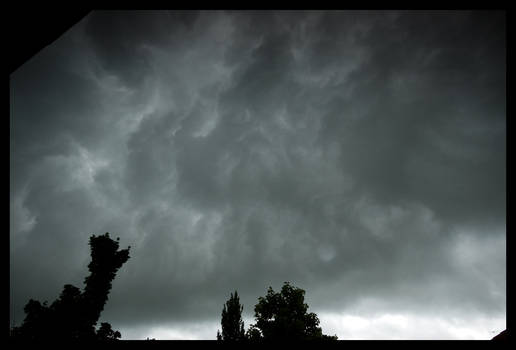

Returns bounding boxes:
[10,10,505,339]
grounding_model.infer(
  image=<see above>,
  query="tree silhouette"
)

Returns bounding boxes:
[96,322,122,340]
[10,232,130,340]
[217,290,246,341]
[245,324,262,340]
[248,282,338,340]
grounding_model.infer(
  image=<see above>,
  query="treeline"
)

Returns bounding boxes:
[216,285,338,341]
[10,233,337,340]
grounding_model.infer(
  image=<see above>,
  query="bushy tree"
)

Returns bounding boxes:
[96,322,121,340]
[249,282,337,340]
[245,324,262,340]
[217,291,246,341]
[10,233,130,340]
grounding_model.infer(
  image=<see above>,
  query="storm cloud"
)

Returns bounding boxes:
[10,10,505,339]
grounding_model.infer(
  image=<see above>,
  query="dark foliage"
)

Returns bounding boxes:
[249,282,338,341]
[245,324,263,340]
[217,282,338,341]
[217,291,246,341]
[96,322,122,340]
[10,233,130,340]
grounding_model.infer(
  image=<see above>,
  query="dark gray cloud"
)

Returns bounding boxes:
[10,10,505,339]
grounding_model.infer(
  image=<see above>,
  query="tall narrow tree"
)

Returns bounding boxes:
[80,233,130,336]
[217,291,245,341]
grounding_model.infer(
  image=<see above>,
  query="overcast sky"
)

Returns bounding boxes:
[10,10,505,340]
